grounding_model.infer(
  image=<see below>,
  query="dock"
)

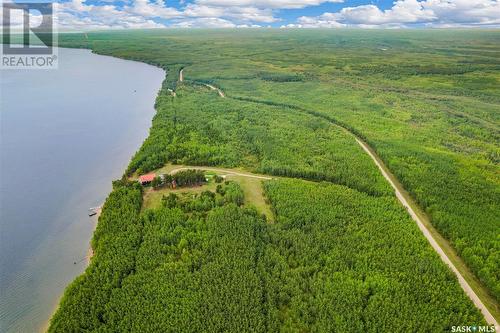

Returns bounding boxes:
[88,206,101,217]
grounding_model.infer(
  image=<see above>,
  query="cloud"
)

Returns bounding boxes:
[282,0,500,28]
[56,0,167,30]
[339,0,435,25]
[195,0,344,9]
[10,0,498,30]
[124,0,181,19]
[184,4,277,23]
[170,17,237,27]
[52,0,301,30]
[422,0,500,25]
[285,14,345,28]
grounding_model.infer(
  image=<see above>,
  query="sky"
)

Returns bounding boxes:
[4,0,500,30]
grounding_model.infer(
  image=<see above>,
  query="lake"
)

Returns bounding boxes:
[0,47,165,332]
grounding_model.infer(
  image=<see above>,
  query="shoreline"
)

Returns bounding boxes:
[40,207,101,333]
[86,207,101,266]
[32,48,166,333]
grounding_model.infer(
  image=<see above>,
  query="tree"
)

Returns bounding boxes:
[151,176,163,189]
[162,193,179,208]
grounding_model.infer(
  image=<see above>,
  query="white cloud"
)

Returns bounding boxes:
[184,4,225,17]
[293,13,345,27]
[11,0,497,30]
[171,17,261,28]
[283,0,500,28]
[171,17,236,27]
[222,6,277,23]
[52,0,294,30]
[184,4,277,23]
[195,0,344,9]
[56,0,167,30]
[124,0,181,19]
[236,24,262,28]
[339,0,435,25]
[422,0,500,25]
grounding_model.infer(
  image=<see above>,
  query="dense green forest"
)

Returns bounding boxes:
[51,29,500,329]
[49,180,485,331]
[262,180,484,331]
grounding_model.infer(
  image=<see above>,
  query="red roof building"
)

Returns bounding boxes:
[139,173,156,185]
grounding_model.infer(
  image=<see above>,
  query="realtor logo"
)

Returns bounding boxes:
[1,1,58,69]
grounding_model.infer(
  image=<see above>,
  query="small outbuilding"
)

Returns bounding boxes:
[139,173,156,185]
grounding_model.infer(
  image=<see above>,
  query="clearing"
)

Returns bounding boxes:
[140,164,274,221]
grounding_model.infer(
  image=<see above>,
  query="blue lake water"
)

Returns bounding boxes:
[0,47,165,332]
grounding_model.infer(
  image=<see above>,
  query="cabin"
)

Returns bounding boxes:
[139,173,156,185]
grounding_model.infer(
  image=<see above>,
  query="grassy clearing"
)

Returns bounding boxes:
[142,182,217,211]
[141,166,273,220]
[227,175,273,222]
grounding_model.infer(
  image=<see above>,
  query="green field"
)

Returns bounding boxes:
[49,29,499,331]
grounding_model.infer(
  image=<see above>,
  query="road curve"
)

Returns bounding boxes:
[355,138,499,327]
[179,68,225,97]
[205,84,225,98]
[169,166,272,180]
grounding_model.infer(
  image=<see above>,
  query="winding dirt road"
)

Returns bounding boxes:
[179,68,225,97]
[205,84,225,98]
[169,166,272,180]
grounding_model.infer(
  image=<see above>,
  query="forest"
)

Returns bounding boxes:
[50,29,500,329]
[49,180,485,332]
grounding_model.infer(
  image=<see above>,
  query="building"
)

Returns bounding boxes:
[139,173,156,185]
